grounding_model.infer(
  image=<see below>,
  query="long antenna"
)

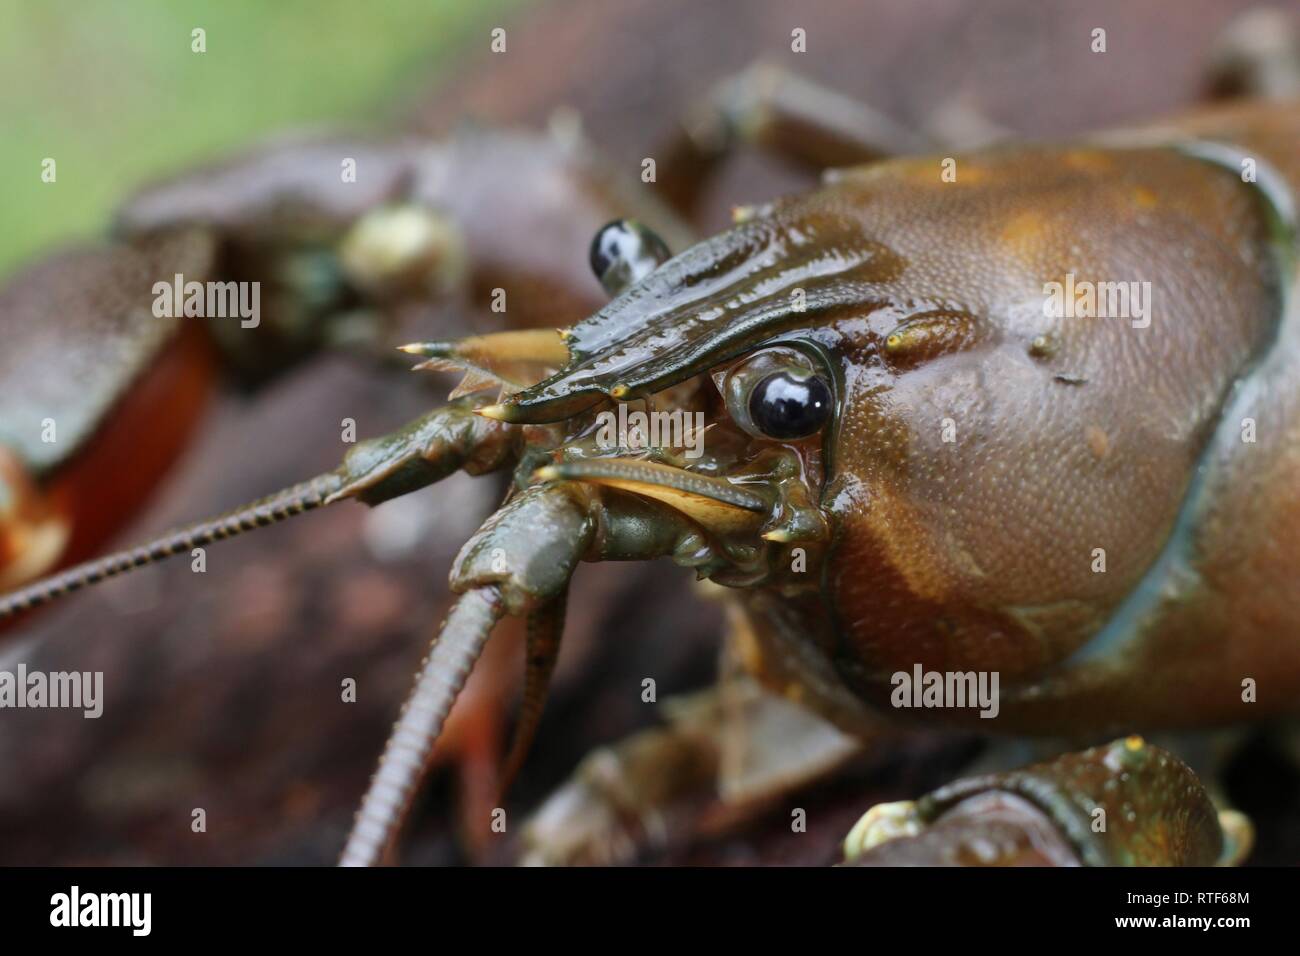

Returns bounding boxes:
[340,585,504,867]
[0,471,345,620]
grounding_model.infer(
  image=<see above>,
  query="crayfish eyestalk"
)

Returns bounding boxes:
[0,472,346,621]
[340,586,506,867]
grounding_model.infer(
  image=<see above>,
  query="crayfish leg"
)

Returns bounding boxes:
[843,737,1232,867]
[518,669,863,866]
[654,63,928,216]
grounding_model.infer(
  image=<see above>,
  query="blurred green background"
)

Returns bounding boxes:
[0,0,527,274]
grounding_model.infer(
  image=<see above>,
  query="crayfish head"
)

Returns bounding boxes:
[466,151,1267,715]
[455,197,912,595]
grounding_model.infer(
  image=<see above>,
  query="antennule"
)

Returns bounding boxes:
[0,471,346,620]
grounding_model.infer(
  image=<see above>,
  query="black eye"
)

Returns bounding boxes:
[589,219,670,296]
[748,372,832,439]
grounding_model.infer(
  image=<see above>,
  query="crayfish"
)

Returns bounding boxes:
[4,11,1300,867]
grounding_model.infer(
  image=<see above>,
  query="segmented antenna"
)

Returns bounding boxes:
[0,471,346,620]
[340,586,504,867]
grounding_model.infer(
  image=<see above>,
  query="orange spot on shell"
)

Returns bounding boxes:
[1133,186,1158,209]
[1085,425,1110,460]
[1062,150,1115,174]
[1000,211,1045,251]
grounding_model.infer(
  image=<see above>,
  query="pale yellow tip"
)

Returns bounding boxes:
[533,465,561,482]
[610,384,630,399]
[397,342,428,354]
[762,529,793,543]
[476,404,511,421]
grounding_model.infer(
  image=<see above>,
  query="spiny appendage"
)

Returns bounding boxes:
[339,586,505,867]
[0,471,346,620]
[499,589,568,797]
